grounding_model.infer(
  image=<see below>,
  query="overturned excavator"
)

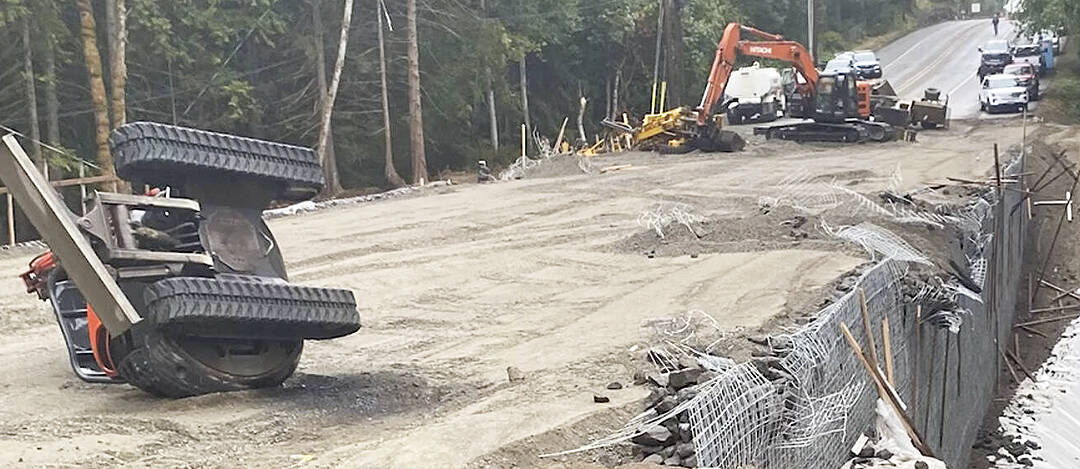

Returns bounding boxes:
[3,122,360,397]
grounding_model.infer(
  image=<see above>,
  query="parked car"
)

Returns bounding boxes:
[979,74,1028,113]
[1011,44,1043,73]
[824,56,854,74]
[978,40,1012,78]
[1003,63,1040,100]
[851,50,883,79]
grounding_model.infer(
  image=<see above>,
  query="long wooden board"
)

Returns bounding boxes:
[0,135,140,334]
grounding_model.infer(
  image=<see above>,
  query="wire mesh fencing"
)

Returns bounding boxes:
[687,153,1028,469]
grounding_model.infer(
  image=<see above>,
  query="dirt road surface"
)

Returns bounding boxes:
[0,117,1031,468]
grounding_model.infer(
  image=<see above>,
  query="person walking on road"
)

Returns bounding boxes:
[992,13,1000,36]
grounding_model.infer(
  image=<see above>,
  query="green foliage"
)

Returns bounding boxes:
[1,0,926,190]
[1015,0,1077,35]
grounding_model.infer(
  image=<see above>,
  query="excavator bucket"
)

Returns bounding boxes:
[694,128,747,152]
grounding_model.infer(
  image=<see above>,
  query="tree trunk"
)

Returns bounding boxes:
[481,0,497,150]
[21,14,42,171]
[613,69,621,120]
[605,75,611,120]
[76,0,117,192]
[651,0,664,112]
[311,0,337,188]
[107,0,127,128]
[314,0,352,195]
[378,0,405,188]
[577,95,587,143]
[519,55,530,146]
[486,83,498,150]
[44,35,61,149]
[662,0,685,107]
[406,0,427,184]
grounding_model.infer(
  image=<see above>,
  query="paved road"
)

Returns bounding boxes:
[876,18,1019,118]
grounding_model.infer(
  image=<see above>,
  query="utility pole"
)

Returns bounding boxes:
[807,0,815,62]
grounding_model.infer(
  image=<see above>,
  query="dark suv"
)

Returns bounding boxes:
[978,39,1012,78]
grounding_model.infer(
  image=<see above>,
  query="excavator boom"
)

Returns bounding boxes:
[698,24,818,125]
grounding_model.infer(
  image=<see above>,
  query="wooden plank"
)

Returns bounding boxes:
[840,322,934,457]
[882,316,895,387]
[0,174,118,195]
[999,346,1020,384]
[858,288,880,368]
[600,164,633,174]
[553,117,569,154]
[1015,314,1077,328]
[0,135,140,334]
[913,305,921,412]
[1039,279,1080,302]
[1018,325,1048,338]
[1029,303,1080,314]
[1006,348,1036,381]
[6,193,13,245]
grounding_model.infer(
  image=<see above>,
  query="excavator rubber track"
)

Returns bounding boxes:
[756,120,895,143]
[109,122,324,199]
[142,275,360,340]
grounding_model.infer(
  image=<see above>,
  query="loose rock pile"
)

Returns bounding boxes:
[631,329,805,468]
[840,440,925,469]
[631,353,718,467]
[973,426,1042,467]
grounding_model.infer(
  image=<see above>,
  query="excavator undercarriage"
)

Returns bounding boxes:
[3,122,360,397]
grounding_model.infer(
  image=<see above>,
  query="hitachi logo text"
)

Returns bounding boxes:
[748,46,773,55]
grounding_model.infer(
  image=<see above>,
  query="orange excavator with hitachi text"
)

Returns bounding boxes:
[607,23,894,149]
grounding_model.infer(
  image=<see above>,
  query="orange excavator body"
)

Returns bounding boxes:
[697,23,871,125]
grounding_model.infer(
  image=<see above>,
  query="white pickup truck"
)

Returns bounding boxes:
[724,63,785,124]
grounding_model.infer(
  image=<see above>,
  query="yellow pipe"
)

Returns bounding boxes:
[650,81,658,114]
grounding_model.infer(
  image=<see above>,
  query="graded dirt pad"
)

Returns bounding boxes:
[0,119,1032,468]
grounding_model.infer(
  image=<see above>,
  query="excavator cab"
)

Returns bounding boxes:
[813,72,863,123]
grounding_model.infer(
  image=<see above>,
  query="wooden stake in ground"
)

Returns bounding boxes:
[6,194,14,246]
[858,289,880,368]
[913,305,921,412]
[999,345,1020,384]
[840,322,933,456]
[882,316,895,387]
[1005,348,1036,381]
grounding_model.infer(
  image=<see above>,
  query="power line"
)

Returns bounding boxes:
[0,124,102,169]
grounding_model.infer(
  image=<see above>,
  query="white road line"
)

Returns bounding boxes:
[947,71,977,97]
[882,23,951,71]
[893,22,987,96]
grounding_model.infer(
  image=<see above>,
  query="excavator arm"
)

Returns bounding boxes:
[697,23,819,125]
